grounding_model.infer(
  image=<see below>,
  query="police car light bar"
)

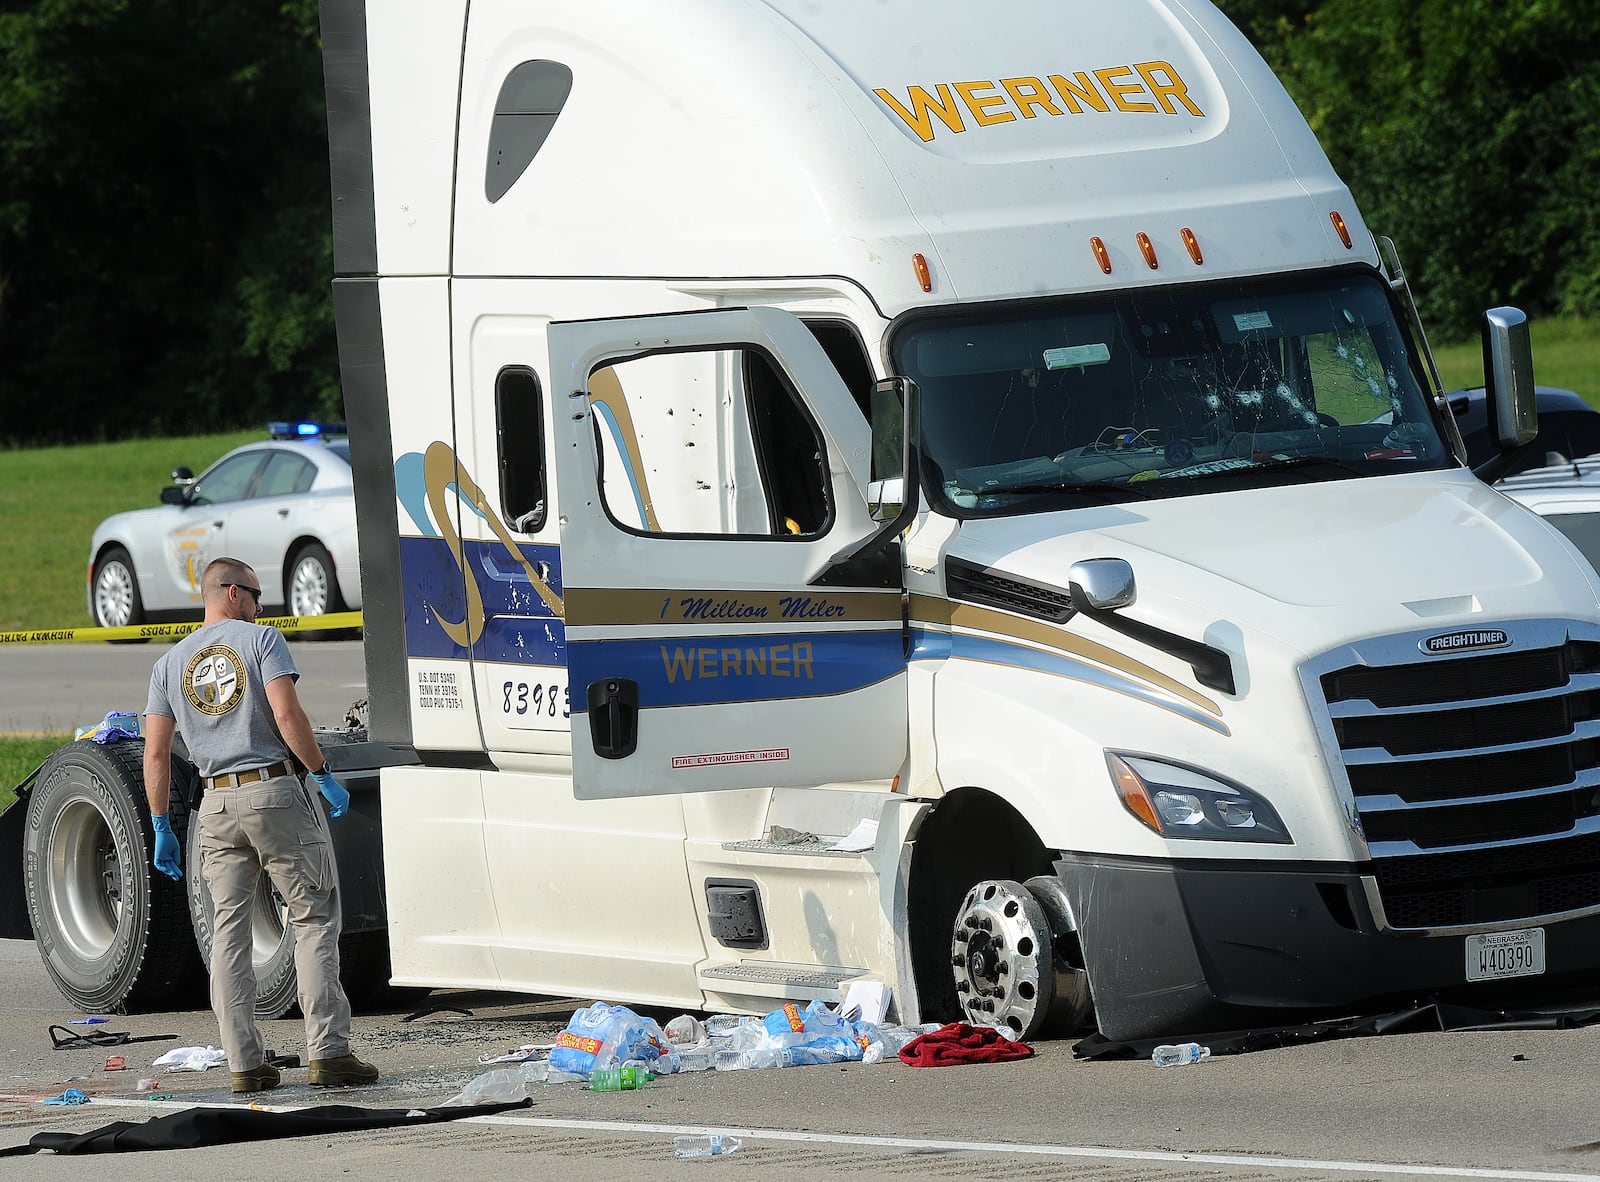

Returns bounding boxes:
[268,421,348,439]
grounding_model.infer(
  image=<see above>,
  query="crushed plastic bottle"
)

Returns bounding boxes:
[446,1060,550,1105]
[674,1133,742,1159]
[1151,1042,1211,1067]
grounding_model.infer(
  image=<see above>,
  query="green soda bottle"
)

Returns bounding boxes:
[588,1065,650,1091]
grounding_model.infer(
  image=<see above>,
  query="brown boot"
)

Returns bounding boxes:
[308,1053,379,1087]
[231,1061,282,1094]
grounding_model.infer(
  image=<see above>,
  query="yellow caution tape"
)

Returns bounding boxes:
[0,611,363,645]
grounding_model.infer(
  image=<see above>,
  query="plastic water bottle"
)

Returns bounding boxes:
[1151,1042,1210,1067]
[588,1065,650,1091]
[674,1133,742,1159]
[677,1048,712,1072]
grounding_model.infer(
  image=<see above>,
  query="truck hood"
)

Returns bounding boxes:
[945,471,1600,651]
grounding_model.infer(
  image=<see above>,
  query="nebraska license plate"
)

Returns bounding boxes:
[1465,928,1545,982]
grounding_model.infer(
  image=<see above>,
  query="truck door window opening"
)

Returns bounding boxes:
[585,345,833,539]
[496,366,547,534]
[891,274,1450,516]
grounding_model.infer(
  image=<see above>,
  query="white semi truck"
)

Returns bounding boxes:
[7,0,1600,1043]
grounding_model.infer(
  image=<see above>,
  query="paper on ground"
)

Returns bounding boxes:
[840,979,891,1025]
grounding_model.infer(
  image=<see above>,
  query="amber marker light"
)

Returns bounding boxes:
[1089,236,1112,275]
[1330,210,1353,249]
[1136,232,1159,270]
[912,252,932,292]
[1181,227,1204,265]
[1109,753,1161,832]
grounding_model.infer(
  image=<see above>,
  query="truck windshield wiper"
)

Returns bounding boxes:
[989,479,1152,500]
[1175,455,1364,482]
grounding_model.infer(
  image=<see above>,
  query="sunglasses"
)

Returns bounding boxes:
[224,583,263,605]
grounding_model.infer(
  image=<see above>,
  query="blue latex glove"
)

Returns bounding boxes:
[312,768,349,819]
[151,814,182,880]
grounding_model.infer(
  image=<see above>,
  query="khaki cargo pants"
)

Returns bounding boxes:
[198,772,353,1071]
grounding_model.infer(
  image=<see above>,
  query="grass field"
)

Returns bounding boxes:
[0,734,70,810]
[0,429,257,634]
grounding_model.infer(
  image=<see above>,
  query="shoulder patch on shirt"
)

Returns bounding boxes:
[183,643,247,716]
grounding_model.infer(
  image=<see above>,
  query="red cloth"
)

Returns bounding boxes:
[897,1022,1034,1067]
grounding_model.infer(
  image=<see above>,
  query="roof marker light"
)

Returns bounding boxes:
[1089,236,1112,275]
[1136,232,1159,270]
[1330,211,1353,249]
[912,252,932,293]
[1181,227,1204,265]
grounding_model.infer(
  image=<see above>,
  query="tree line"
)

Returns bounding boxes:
[1,1,1595,446]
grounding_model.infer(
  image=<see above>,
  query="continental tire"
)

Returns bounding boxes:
[24,740,204,1012]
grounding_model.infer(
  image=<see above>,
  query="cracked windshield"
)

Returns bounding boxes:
[893,274,1452,516]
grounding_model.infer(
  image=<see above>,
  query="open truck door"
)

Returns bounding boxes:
[549,307,908,799]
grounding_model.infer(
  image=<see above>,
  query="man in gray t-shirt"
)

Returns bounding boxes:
[143,556,378,1095]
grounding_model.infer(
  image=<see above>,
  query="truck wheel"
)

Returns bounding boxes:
[951,878,1093,1040]
[24,740,204,1011]
[185,820,299,1020]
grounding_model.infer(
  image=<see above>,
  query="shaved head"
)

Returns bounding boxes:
[202,557,257,605]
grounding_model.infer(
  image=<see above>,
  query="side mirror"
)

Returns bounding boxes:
[171,466,196,486]
[812,376,920,587]
[869,376,918,523]
[1068,558,1136,611]
[1471,307,1537,484]
[1483,307,1536,450]
[160,486,188,506]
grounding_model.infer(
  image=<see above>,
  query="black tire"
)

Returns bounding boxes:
[185,812,299,1020]
[285,542,346,618]
[92,545,149,641]
[24,740,205,1012]
[339,928,425,1012]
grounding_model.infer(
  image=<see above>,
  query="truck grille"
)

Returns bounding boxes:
[1320,638,1600,929]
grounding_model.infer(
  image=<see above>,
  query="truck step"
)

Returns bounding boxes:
[698,961,865,1000]
[718,837,861,858]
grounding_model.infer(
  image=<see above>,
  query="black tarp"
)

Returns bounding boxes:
[1074,1000,1600,1060]
[1,1097,530,1156]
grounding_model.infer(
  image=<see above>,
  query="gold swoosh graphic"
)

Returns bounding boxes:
[910,593,1222,717]
[423,440,564,649]
[589,366,661,533]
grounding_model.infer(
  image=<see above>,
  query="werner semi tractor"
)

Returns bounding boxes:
[6,0,1599,1043]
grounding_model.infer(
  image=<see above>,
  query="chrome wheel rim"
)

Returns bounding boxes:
[94,561,135,628]
[289,556,330,616]
[46,799,123,963]
[951,879,1056,1039]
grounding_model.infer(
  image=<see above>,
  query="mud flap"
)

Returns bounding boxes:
[0,788,34,941]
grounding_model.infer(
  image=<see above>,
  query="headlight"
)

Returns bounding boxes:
[1106,752,1291,844]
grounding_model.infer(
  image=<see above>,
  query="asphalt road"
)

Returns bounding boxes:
[7,647,1600,1179]
[0,639,368,737]
[3,935,1600,1181]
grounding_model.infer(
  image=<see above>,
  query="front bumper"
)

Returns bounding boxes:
[1058,852,1600,1041]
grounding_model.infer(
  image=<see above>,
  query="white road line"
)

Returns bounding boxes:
[76,1098,1600,1181]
